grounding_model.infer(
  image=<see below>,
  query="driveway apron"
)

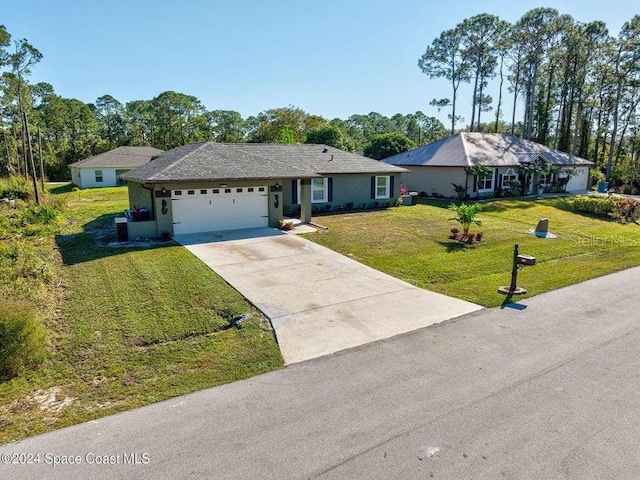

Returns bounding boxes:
[176,228,482,364]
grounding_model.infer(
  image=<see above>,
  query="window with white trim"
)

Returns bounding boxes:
[94,170,103,183]
[477,174,492,190]
[502,168,517,188]
[311,178,328,203]
[297,179,328,204]
[375,176,390,199]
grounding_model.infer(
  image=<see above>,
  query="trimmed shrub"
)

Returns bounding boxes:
[572,195,640,224]
[0,299,47,379]
[571,196,615,217]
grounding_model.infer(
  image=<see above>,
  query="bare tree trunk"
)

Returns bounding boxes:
[606,68,623,182]
[470,73,479,131]
[11,122,21,174]
[22,111,40,205]
[495,54,504,133]
[38,126,45,191]
[2,129,11,174]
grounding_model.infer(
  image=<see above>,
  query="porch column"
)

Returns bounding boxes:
[300,178,312,224]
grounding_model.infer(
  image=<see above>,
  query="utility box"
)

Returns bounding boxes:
[115,217,128,242]
[517,254,536,266]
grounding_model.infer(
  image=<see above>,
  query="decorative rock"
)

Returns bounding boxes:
[535,218,549,236]
[528,218,556,239]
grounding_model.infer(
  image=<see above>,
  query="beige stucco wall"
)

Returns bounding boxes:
[400,167,468,198]
[400,165,591,197]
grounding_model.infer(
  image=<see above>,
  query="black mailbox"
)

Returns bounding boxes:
[517,254,536,266]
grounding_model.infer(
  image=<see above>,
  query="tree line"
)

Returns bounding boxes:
[419,8,640,188]
[2,8,640,191]
[0,25,445,182]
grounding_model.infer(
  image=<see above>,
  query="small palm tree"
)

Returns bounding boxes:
[448,202,482,236]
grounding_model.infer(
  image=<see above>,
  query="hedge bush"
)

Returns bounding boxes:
[572,195,640,223]
[571,196,615,216]
[0,299,47,379]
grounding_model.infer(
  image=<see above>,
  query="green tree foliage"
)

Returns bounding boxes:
[204,110,246,142]
[304,124,355,151]
[363,132,416,160]
[151,91,207,149]
[458,14,509,131]
[247,106,325,144]
[94,94,127,147]
[419,28,471,134]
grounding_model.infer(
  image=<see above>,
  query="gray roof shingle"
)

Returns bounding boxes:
[384,133,594,168]
[69,146,163,168]
[123,143,408,183]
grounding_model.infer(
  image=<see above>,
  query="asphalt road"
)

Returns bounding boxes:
[2,267,639,479]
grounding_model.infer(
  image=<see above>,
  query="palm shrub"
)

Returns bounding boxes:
[0,299,47,379]
[448,202,482,236]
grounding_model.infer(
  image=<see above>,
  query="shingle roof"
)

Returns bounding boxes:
[384,133,594,168]
[123,143,408,183]
[69,146,163,168]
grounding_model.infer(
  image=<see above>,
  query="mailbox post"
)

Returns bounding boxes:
[499,244,536,295]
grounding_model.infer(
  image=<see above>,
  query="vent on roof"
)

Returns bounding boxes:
[322,148,328,153]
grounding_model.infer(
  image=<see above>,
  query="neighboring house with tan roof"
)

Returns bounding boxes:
[121,142,407,239]
[69,146,163,188]
[384,133,593,198]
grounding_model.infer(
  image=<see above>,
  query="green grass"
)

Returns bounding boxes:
[303,197,640,307]
[0,184,283,444]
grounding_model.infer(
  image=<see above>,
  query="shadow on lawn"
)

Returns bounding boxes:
[48,183,76,195]
[437,240,476,253]
[56,213,175,266]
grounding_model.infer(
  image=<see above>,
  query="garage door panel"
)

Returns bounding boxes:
[172,187,268,235]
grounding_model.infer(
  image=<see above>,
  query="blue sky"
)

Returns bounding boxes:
[3,1,638,125]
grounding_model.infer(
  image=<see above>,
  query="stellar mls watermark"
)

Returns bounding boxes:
[571,234,638,247]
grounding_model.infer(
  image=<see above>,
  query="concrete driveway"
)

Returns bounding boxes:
[176,228,481,364]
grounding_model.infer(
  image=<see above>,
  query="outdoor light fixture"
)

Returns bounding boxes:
[161,187,167,195]
[220,183,228,188]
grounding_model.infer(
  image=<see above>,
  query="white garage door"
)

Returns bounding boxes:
[172,186,269,235]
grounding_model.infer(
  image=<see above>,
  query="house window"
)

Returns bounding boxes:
[247,187,254,192]
[200,189,207,194]
[375,176,390,199]
[174,190,182,196]
[502,168,518,189]
[311,178,328,203]
[236,188,243,193]
[116,169,128,186]
[187,190,194,195]
[212,189,219,194]
[540,170,553,185]
[94,170,103,183]
[225,188,231,193]
[477,174,492,191]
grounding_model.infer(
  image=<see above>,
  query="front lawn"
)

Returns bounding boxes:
[304,197,640,307]
[0,185,283,444]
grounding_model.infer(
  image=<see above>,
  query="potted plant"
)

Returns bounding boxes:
[400,183,412,206]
